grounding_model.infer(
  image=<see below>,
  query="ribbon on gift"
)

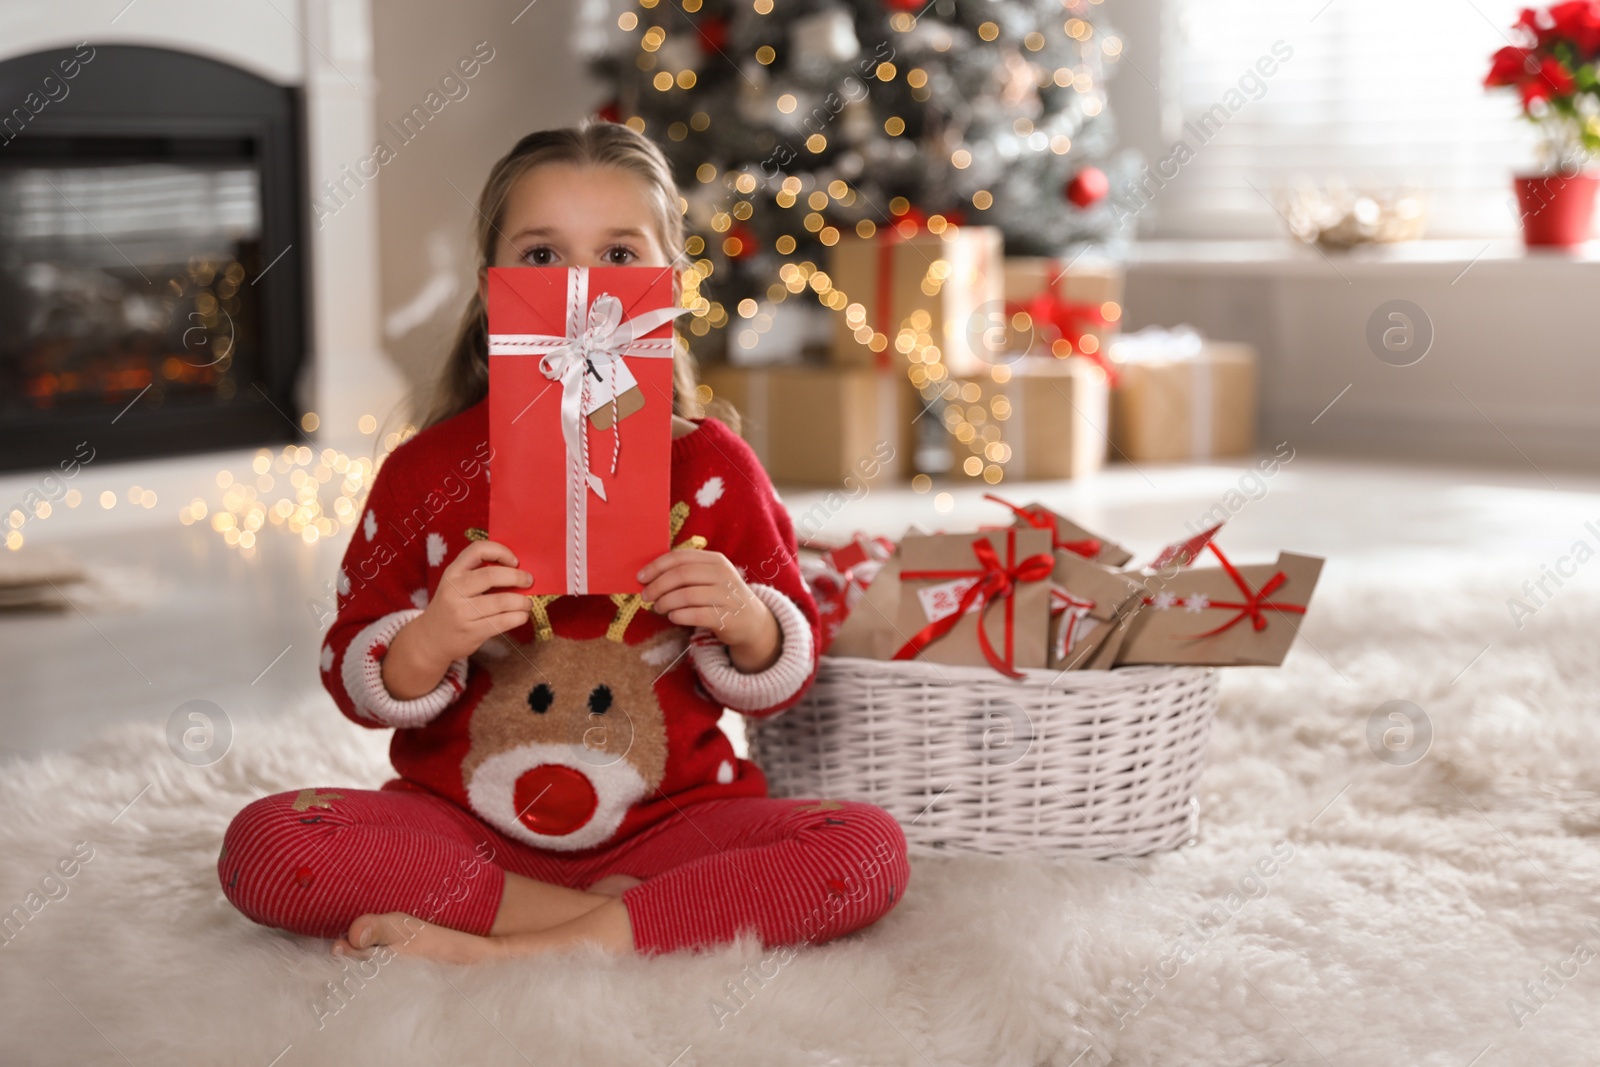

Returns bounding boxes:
[1143,540,1307,639]
[487,267,691,594]
[1049,586,1097,662]
[1003,258,1118,384]
[982,493,1101,559]
[871,206,929,370]
[892,528,1053,679]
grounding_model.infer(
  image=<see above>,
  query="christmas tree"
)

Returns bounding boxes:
[583,0,1127,360]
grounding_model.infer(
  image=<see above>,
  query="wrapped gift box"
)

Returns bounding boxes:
[1001,257,1124,363]
[980,492,1134,568]
[486,265,686,595]
[725,300,833,367]
[950,357,1109,482]
[1047,548,1147,671]
[828,223,1003,378]
[891,527,1054,675]
[699,364,914,486]
[1109,327,1257,463]
[1116,546,1323,667]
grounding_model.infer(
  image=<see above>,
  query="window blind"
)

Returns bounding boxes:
[1146,0,1538,239]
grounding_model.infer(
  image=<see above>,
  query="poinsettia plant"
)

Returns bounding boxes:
[1486,2,1600,170]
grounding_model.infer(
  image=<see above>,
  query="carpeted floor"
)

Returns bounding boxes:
[3,561,1598,1067]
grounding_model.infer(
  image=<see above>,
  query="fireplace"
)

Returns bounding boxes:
[0,44,306,471]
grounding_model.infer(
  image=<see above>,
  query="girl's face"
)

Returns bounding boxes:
[485,162,674,277]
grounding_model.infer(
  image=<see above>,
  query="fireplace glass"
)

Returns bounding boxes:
[0,137,264,427]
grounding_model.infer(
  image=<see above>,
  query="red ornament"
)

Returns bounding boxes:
[725,223,758,259]
[883,0,923,10]
[696,17,729,53]
[597,100,621,124]
[1065,166,1109,209]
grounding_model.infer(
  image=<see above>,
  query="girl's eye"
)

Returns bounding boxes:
[604,245,637,265]
[522,246,557,266]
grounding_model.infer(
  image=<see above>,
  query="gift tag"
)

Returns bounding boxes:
[583,357,643,429]
[916,576,982,624]
[589,385,644,429]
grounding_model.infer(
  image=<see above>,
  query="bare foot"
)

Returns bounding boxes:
[331,899,636,963]
[586,873,643,898]
[333,911,499,965]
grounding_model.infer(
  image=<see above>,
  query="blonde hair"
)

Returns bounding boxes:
[420,119,706,430]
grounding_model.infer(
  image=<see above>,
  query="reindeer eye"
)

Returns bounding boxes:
[587,685,613,714]
[527,684,553,713]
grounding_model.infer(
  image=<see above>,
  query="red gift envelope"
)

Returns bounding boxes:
[487,265,689,595]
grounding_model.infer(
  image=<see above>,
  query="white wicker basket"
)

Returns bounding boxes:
[747,656,1220,859]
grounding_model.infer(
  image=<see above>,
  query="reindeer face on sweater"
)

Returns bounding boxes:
[461,626,684,851]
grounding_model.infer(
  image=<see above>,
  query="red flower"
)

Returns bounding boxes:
[1539,55,1577,95]
[1486,46,1535,86]
[1548,0,1600,53]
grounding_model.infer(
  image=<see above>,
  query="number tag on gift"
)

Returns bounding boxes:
[916,577,983,624]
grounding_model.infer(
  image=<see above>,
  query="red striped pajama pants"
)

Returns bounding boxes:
[217,780,910,956]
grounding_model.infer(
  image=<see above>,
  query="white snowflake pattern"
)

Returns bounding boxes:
[1150,591,1178,611]
[320,645,334,673]
[696,475,725,507]
[715,759,735,784]
[336,568,351,596]
[363,510,377,541]
[1183,593,1211,613]
[410,587,429,609]
[426,532,447,567]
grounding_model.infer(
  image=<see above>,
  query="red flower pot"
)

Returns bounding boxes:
[1514,171,1600,247]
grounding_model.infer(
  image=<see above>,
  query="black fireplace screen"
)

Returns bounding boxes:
[0,46,304,471]
[0,148,262,418]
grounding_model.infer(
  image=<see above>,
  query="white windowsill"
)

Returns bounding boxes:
[1126,238,1600,276]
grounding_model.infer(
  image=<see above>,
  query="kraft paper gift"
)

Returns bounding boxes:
[981,493,1134,569]
[1047,549,1147,671]
[1001,257,1123,368]
[952,357,1109,481]
[1109,327,1257,463]
[891,527,1054,676]
[828,223,1003,378]
[699,364,913,486]
[1116,547,1324,667]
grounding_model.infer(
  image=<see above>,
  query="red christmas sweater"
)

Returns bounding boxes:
[319,398,821,855]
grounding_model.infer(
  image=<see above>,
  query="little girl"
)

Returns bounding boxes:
[218,120,909,963]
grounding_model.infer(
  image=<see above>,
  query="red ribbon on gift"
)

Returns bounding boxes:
[871,206,930,371]
[1004,258,1118,384]
[1145,540,1307,639]
[982,493,1101,559]
[892,528,1054,679]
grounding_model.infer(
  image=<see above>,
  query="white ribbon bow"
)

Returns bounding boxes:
[488,266,691,593]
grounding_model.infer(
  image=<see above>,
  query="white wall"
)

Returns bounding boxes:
[1124,243,1600,470]
[367,0,601,420]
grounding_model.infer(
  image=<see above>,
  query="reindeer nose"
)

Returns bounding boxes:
[513,764,598,836]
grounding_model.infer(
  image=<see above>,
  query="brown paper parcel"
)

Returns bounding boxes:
[825,550,908,661]
[1115,552,1324,667]
[1048,549,1146,671]
[894,528,1053,671]
[989,498,1134,568]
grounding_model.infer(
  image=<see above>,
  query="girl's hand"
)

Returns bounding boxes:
[383,540,532,700]
[638,548,781,672]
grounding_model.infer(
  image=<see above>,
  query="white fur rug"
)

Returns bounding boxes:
[3,562,1599,1067]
